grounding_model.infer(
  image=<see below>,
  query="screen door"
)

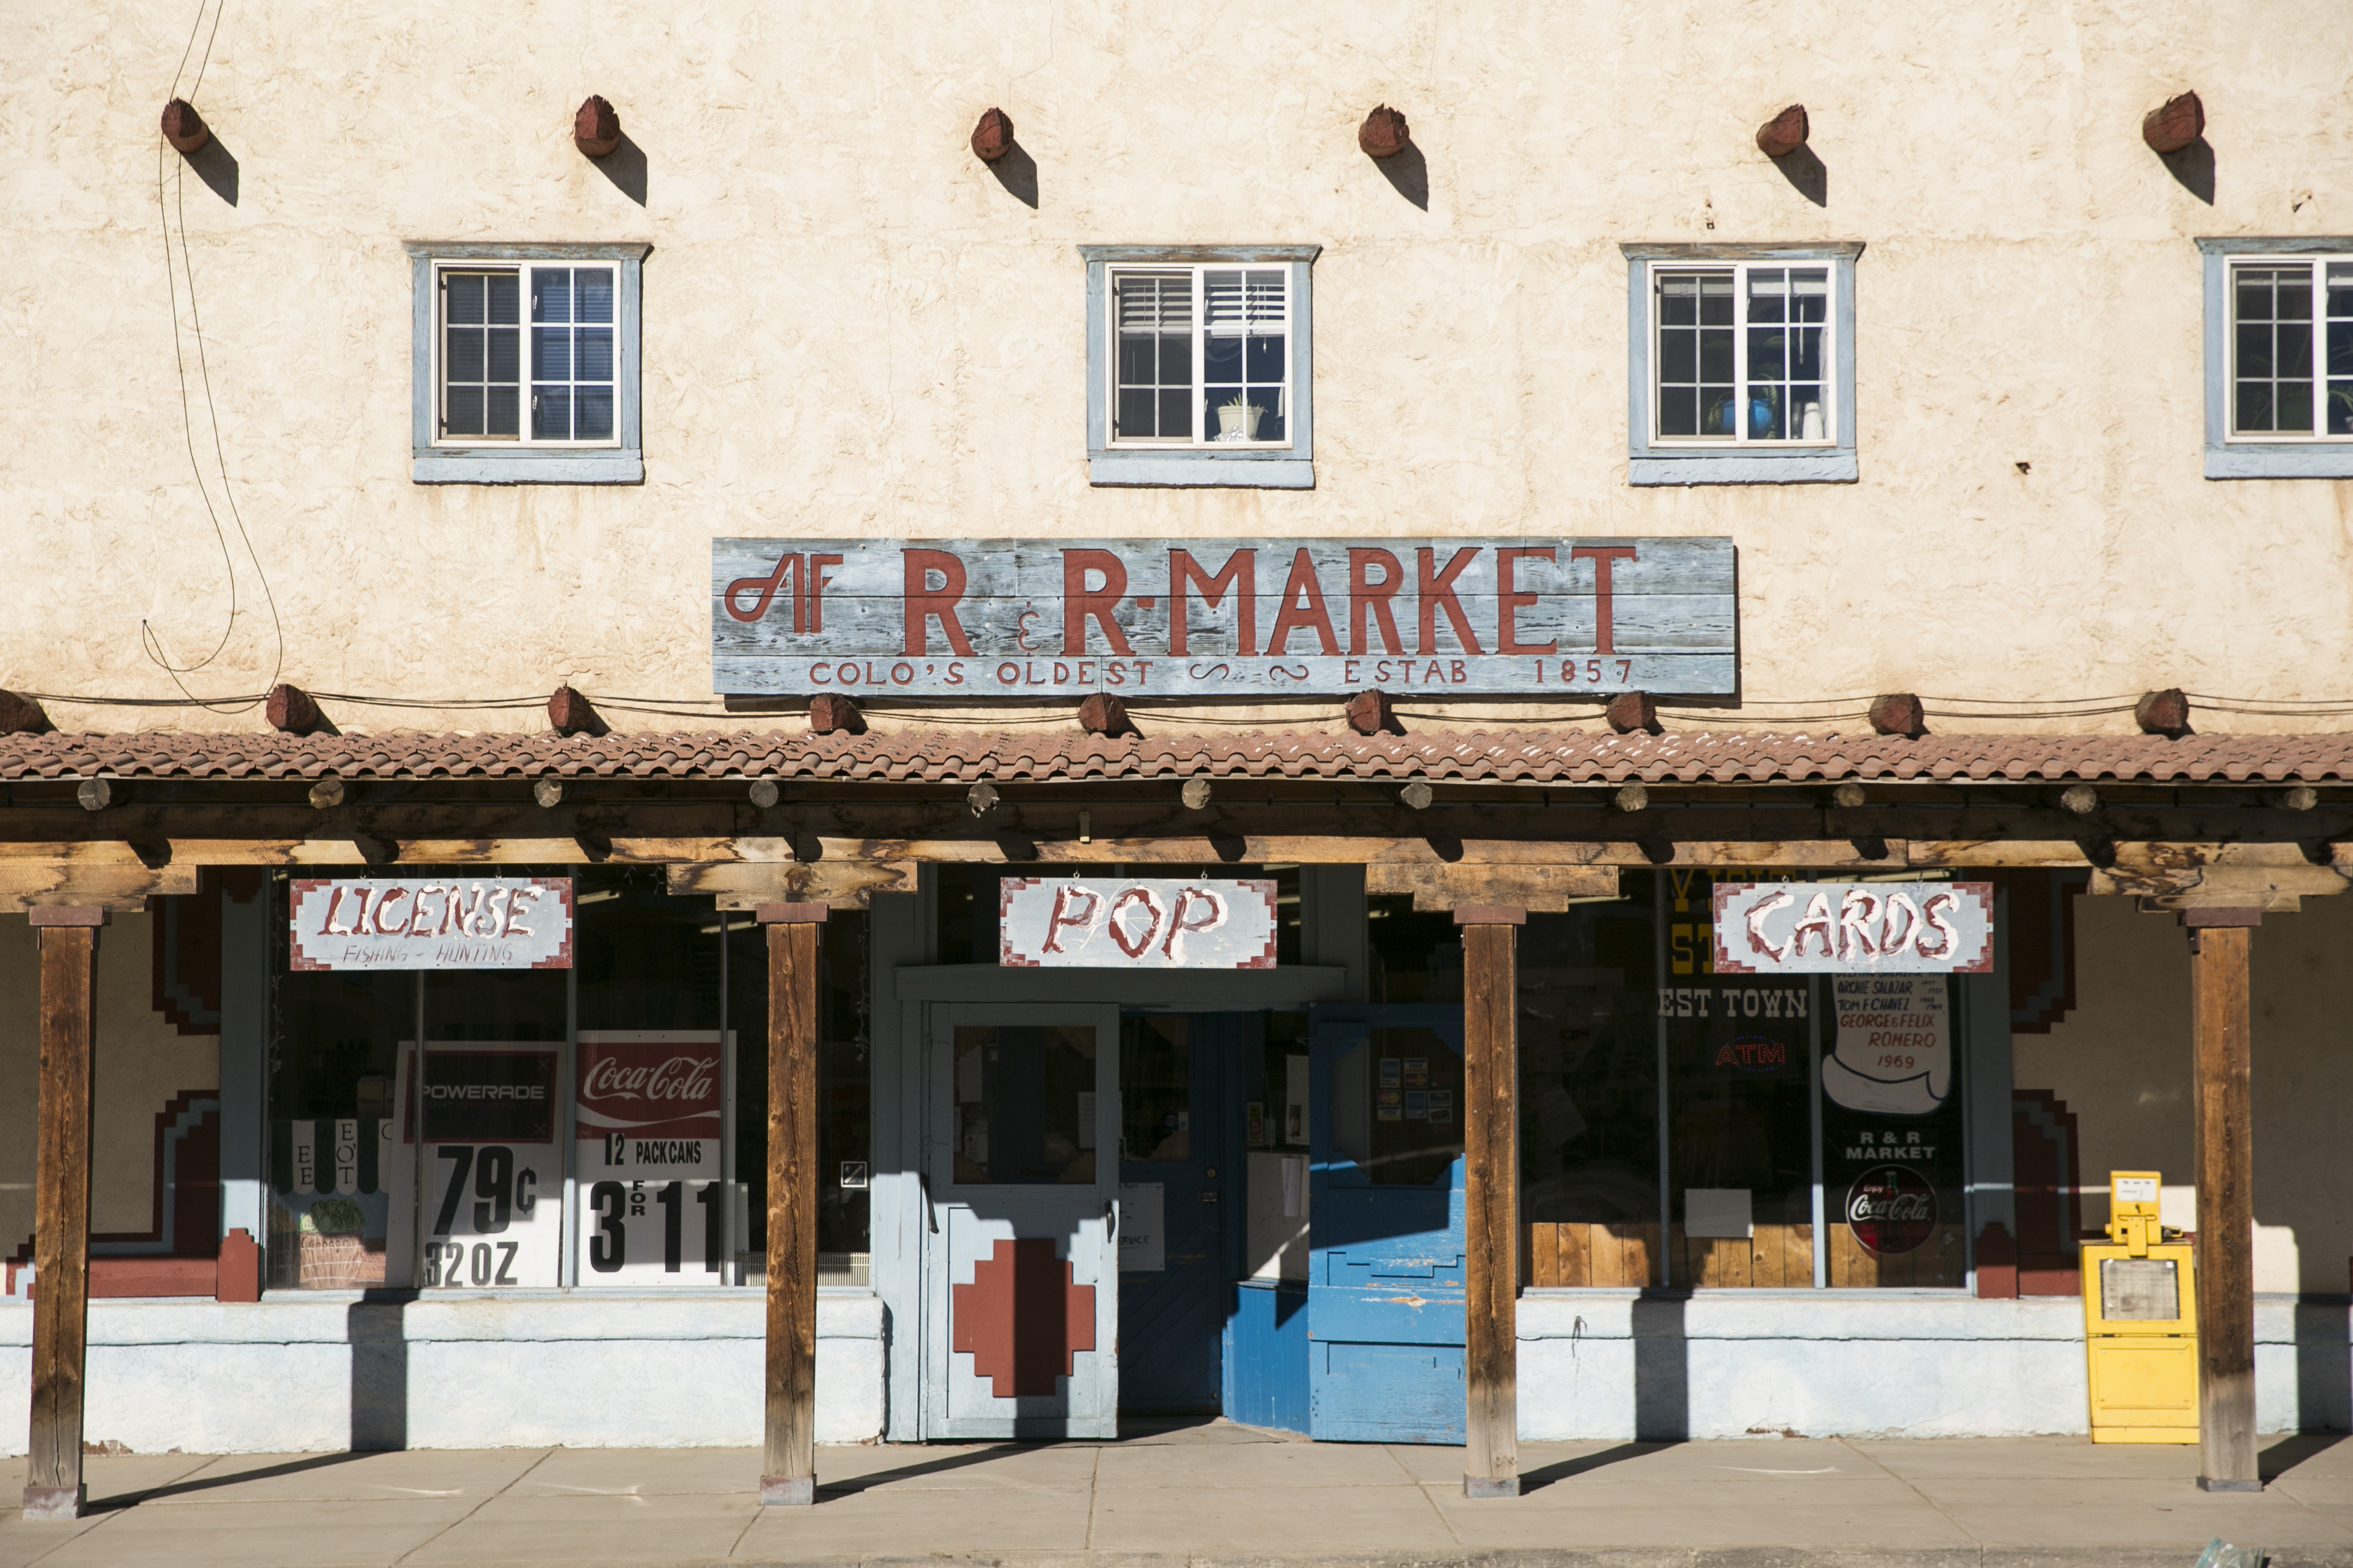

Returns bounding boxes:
[922,1002,1121,1438]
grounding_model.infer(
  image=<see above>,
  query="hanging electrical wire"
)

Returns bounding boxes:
[142,0,285,714]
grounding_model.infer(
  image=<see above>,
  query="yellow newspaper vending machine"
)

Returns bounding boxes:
[2081,1170,2198,1443]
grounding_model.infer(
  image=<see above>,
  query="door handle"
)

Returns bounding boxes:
[1104,1198,1118,1240]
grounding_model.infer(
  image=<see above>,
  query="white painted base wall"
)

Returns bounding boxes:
[1517,1292,2353,1440]
[0,1292,884,1455]
[6,1290,2346,1452]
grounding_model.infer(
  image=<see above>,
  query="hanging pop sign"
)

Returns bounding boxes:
[998,877,1278,969]
[1711,881,1994,976]
[288,877,574,971]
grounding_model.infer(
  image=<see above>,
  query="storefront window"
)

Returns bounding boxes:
[268,866,869,1292]
[1122,1016,1191,1160]
[1372,869,1976,1291]
[950,1024,1097,1183]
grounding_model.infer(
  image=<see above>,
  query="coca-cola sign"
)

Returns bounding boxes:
[1846,1164,1937,1255]
[574,1034,722,1143]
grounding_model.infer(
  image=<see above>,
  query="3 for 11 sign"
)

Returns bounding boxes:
[999,878,1278,969]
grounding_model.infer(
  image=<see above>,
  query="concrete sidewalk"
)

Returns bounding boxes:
[5,1423,2351,1568]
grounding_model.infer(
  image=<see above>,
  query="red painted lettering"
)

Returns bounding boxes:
[1347,548,1407,654]
[1571,545,1637,655]
[902,549,976,655]
[1041,884,1100,954]
[1495,546,1556,655]
[806,553,843,633]
[1264,548,1340,656]
[724,552,803,628]
[1168,548,1257,656]
[1062,549,1134,655]
[1106,887,1164,958]
[1415,546,1484,654]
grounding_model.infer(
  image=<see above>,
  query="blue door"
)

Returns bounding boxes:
[1307,1005,1467,1444]
[1117,1013,1247,1413]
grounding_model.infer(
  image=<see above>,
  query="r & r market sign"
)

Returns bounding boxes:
[711,537,1735,698]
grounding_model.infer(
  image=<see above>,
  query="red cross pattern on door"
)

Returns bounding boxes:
[951,1237,1098,1398]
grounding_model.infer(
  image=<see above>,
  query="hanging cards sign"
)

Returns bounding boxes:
[999,877,1279,969]
[289,878,574,971]
[712,537,1736,696]
[1710,881,1994,976]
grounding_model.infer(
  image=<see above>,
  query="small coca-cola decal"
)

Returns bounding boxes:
[1846,1164,1936,1255]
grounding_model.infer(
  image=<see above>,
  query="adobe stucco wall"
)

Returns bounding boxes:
[5,2,2352,735]
[2013,893,2353,1295]
[0,911,218,1265]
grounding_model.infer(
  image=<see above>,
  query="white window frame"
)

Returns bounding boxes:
[1646,261,1838,450]
[1104,264,1295,450]
[2221,255,2353,446]
[428,259,621,451]
[406,241,647,486]
[1080,245,1317,490]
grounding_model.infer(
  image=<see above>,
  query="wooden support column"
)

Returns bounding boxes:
[24,907,103,1522]
[759,901,827,1507]
[1458,904,1524,1499]
[2189,909,2261,1491]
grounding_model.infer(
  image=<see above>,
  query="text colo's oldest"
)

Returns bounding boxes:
[711,537,1736,697]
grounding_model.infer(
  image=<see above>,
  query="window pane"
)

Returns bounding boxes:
[1791,269,1828,323]
[2233,264,2316,436]
[1747,269,1787,323]
[2237,321,2273,378]
[487,386,519,437]
[446,327,484,383]
[1245,333,1283,382]
[575,268,615,323]
[1159,389,1191,436]
[487,274,520,323]
[1659,275,1697,326]
[1659,387,1697,436]
[1116,388,1154,438]
[445,385,484,436]
[1660,331,1696,383]
[1699,274,1733,325]
[1746,268,1828,443]
[2330,268,2353,433]
[486,328,519,383]
[533,326,570,382]
[1822,973,1966,1289]
[1121,1016,1191,1161]
[576,326,613,382]
[2278,378,2313,431]
[951,1025,1097,1185]
[1698,328,1733,385]
[1207,386,1270,442]
[446,274,484,325]
[2280,319,2314,379]
[1114,273,1192,441]
[1203,334,1242,384]
[1159,331,1189,384]
[2237,381,2276,432]
[532,269,572,323]
[576,386,613,440]
[533,386,571,440]
[1250,389,1286,443]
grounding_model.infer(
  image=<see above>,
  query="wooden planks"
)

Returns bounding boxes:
[760,911,825,1507]
[24,913,99,1520]
[2190,921,2260,1491]
[1460,916,1520,1497]
[1367,863,1618,912]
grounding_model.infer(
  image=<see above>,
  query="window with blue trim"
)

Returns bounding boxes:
[2199,239,2353,479]
[1082,245,1317,489]
[1623,243,1860,487]
[407,242,646,486]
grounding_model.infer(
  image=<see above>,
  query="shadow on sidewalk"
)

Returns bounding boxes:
[2261,1430,2348,1481]
[88,1451,386,1514]
[1520,1441,1684,1493]
[818,1443,1056,1497]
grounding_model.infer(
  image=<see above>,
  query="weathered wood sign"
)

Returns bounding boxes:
[711,537,1735,696]
[1711,881,1995,975]
[998,876,1278,969]
[288,877,574,970]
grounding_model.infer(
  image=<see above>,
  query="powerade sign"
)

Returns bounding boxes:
[422,1051,557,1143]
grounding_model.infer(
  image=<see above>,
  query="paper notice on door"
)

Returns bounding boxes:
[1285,1054,1309,1146]
[1118,1182,1165,1272]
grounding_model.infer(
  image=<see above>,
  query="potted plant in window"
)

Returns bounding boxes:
[1215,391,1264,442]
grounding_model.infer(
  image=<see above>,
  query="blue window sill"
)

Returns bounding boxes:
[2205,445,2353,479]
[1629,451,1856,486]
[1088,452,1313,489]
[413,450,644,485]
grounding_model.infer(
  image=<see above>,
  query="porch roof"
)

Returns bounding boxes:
[2,728,2349,786]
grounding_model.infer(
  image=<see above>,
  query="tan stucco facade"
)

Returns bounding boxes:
[6,2,2352,736]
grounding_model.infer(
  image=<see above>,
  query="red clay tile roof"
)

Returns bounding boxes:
[1,729,2348,786]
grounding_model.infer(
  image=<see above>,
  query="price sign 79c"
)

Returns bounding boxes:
[422,1139,561,1288]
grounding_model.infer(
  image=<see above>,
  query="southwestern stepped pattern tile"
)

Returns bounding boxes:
[1,729,2350,785]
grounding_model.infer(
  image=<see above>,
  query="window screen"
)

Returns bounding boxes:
[2232,261,2353,437]
[441,272,521,439]
[1653,263,1834,443]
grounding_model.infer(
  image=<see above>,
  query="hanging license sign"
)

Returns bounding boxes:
[288,877,574,971]
[998,876,1278,969]
[1711,881,1994,975]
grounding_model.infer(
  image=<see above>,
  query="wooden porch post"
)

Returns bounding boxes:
[23,907,104,1522]
[1458,905,1523,1499]
[759,902,827,1507]
[2188,910,2260,1491]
